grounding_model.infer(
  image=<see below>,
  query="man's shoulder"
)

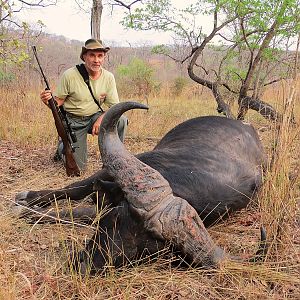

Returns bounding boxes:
[62,66,79,78]
[101,68,114,79]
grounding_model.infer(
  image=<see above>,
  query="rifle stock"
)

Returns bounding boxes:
[32,46,80,177]
[48,97,80,176]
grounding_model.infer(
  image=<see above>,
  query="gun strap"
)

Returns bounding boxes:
[76,64,104,113]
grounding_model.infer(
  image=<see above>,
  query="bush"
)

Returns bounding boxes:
[0,70,15,83]
[116,58,159,98]
[171,76,189,97]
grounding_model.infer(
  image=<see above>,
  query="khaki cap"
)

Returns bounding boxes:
[80,38,110,61]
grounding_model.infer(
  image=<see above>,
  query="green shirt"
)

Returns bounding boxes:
[54,66,119,116]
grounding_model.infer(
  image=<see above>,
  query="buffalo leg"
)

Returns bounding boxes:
[13,204,97,224]
[14,169,112,207]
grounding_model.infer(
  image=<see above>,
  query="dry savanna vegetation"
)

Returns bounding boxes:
[0,70,300,299]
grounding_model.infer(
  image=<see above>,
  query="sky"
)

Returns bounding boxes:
[19,0,190,46]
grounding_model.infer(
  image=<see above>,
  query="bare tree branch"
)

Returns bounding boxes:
[110,0,142,10]
[17,0,57,7]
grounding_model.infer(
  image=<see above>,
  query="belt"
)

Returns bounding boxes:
[66,112,97,121]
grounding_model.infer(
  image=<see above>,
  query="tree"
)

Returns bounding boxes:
[76,0,140,40]
[0,0,56,28]
[0,1,57,67]
[91,0,103,39]
[120,0,300,121]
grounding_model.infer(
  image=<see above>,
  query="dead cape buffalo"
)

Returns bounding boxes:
[15,101,267,274]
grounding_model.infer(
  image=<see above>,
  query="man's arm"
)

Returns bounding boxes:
[102,74,119,107]
[92,113,105,136]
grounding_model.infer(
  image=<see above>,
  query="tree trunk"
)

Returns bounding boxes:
[237,2,289,120]
[237,96,282,121]
[91,0,103,39]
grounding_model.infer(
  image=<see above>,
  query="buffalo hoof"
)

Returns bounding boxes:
[15,191,30,206]
[11,202,41,220]
[79,260,88,276]
[10,205,28,217]
[69,249,91,276]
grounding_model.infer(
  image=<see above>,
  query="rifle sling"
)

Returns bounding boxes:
[76,64,104,113]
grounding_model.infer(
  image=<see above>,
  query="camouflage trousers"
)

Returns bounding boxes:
[56,111,128,171]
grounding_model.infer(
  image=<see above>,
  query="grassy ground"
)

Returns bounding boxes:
[0,83,299,299]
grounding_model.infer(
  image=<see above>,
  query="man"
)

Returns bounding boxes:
[41,38,127,171]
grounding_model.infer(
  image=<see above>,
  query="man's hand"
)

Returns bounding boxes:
[92,113,105,136]
[99,93,107,103]
[40,90,64,107]
[40,90,52,106]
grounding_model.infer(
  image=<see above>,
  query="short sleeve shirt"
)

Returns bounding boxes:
[54,66,119,116]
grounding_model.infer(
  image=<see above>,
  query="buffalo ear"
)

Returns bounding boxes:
[93,179,124,207]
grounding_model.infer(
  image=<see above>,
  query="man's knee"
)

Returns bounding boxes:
[117,115,128,142]
[118,115,128,128]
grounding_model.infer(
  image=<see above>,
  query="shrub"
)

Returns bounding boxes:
[116,57,159,98]
[0,70,15,83]
[171,76,189,96]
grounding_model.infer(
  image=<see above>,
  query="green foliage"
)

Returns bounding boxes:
[151,44,170,55]
[171,77,189,96]
[261,47,283,62]
[117,57,153,80]
[116,57,159,98]
[121,0,205,40]
[0,36,30,66]
[0,1,46,68]
[122,0,300,50]
[224,65,247,82]
[0,70,15,82]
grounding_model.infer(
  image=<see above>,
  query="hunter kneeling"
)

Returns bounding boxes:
[39,39,128,173]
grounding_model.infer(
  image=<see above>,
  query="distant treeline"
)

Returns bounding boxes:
[1,31,207,99]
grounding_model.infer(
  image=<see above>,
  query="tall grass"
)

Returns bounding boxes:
[259,81,300,265]
[0,84,218,149]
[0,86,57,147]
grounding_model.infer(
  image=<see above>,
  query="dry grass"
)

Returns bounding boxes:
[0,81,299,299]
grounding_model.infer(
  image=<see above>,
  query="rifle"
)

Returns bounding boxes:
[32,46,80,177]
